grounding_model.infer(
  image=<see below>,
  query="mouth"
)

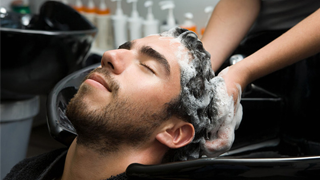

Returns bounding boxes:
[87,73,112,92]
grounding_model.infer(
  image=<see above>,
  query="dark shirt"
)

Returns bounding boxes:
[4,148,128,180]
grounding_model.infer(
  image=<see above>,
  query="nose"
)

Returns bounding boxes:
[101,49,133,75]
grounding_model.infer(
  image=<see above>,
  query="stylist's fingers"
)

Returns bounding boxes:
[203,106,242,157]
[207,125,235,154]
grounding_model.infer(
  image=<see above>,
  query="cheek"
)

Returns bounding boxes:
[119,72,177,107]
[124,78,164,104]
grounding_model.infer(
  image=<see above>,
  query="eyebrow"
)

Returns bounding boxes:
[140,46,171,76]
[118,41,133,50]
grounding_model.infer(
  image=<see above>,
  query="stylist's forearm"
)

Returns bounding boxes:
[201,0,260,72]
[233,8,320,87]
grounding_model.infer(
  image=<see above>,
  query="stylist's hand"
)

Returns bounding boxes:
[202,67,243,157]
[218,67,243,106]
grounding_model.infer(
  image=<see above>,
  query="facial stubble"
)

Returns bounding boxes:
[66,68,170,154]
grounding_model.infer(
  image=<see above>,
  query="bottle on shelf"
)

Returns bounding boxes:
[127,0,142,40]
[83,0,97,47]
[96,0,113,50]
[83,0,96,24]
[180,12,197,34]
[73,0,84,13]
[159,1,177,32]
[143,1,159,36]
[111,0,128,48]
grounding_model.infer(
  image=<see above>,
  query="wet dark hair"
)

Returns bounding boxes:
[162,27,217,161]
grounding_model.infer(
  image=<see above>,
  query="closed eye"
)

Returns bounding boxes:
[140,62,155,74]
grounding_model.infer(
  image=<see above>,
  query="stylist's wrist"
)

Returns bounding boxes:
[228,60,252,91]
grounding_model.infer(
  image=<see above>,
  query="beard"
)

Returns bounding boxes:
[66,68,170,154]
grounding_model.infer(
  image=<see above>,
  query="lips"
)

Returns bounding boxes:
[88,73,112,92]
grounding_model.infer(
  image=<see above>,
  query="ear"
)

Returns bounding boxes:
[156,120,195,149]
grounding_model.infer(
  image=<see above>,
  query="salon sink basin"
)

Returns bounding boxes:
[0,1,97,100]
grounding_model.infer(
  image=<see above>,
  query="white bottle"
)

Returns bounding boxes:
[83,0,96,25]
[127,0,142,40]
[73,0,84,13]
[111,0,128,48]
[143,1,159,36]
[83,0,97,47]
[180,12,197,34]
[159,1,176,32]
[96,0,113,50]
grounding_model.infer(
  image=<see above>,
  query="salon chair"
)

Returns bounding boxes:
[47,63,320,179]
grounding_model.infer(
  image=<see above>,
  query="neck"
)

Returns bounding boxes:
[60,138,168,180]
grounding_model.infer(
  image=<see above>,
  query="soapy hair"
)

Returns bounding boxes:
[161,27,219,161]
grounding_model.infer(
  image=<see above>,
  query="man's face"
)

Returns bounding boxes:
[66,35,184,152]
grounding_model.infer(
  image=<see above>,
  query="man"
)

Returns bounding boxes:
[5,28,242,180]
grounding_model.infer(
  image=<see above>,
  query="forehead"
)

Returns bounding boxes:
[136,35,181,54]
[134,35,189,67]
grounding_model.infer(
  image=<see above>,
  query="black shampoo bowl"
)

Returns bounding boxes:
[47,64,320,179]
[1,1,97,100]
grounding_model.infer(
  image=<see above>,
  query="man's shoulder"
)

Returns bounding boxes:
[4,148,68,180]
